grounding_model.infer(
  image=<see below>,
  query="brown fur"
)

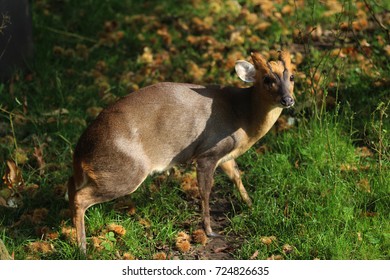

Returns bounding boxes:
[69,50,295,253]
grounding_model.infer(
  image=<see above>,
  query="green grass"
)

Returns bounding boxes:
[1,0,389,259]
[231,118,389,259]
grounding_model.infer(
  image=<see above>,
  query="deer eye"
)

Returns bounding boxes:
[290,74,294,82]
[263,76,274,85]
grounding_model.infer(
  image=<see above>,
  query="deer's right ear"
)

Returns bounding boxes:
[235,60,256,83]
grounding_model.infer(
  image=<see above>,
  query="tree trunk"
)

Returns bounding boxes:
[0,0,33,80]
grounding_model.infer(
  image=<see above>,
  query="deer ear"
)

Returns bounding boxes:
[278,50,291,70]
[235,60,256,83]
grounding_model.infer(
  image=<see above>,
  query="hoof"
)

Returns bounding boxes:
[207,231,223,238]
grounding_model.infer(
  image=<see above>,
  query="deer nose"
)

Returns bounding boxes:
[281,96,294,108]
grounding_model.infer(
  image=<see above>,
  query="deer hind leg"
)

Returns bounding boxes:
[68,177,88,254]
[68,181,99,255]
[219,159,252,207]
[68,177,139,254]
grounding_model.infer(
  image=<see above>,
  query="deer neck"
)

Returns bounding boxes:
[248,88,283,143]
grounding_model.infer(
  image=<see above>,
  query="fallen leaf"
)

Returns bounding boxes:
[282,244,294,254]
[255,22,271,32]
[256,144,269,155]
[153,252,167,260]
[192,229,208,245]
[61,226,77,243]
[27,241,55,255]
[157,26,172,46]
[91,236,103,250]
[33,146,45,175]
[267,254,283,260]
[356,146,373,158]
[138,218,151,228]
[384,45,390,56]
[250,250,259,260]
[361,211,377,217]
[14,148,29,164]
[352,18,368,31]
[191,16,213,32]
[107,223,127,236]
[122,252,136,260]
[340,164,358,172]
[176,231,191,253]
[1,160,24,208]
[137,47,153,64]
[53,184,67,197]
[86,106,103,118]
[180,171,199,199]
[32,208,49,225]
[358,178,371,193]
[230,31,245,46]
[36,226,59,240]
[260,236,276,246]
[281,4,293,15]
[41,108,69,116]
[187,61,206,82]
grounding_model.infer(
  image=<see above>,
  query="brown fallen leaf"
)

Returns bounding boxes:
[356,146,373,158]
[41,108,69,116]
[107,223,127,236]
[138,218,151,228]
[91,236,103,250]
[282,244,294,254]
[192,229,208,245]
[358,178,371,193]
[1,160,24,208]
[180,171,199,199]
[137,47,153,64]
[32,208,49,225]
[260,236,276,246]
[86,106,103,118]
[27,241,55,255]
[122,252,136,260]
[14,147,28,164]
[267,254,284,260]
[33,145,46,175]
[176,231,191,253]
[2,159,24,190]
[250,250,259,260]
[61,226,77,243]
[153,252,167,260]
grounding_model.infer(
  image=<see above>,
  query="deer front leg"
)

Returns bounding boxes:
[219,159,252,207]
[196,159,220,237]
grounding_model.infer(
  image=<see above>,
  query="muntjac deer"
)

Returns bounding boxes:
[68,50,295,253]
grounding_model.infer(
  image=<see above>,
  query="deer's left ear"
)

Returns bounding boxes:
[250,52,271,77]
[235,60,256,83]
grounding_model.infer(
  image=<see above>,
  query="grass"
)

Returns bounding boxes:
[0,0,389,259]
[231,117,389,259]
